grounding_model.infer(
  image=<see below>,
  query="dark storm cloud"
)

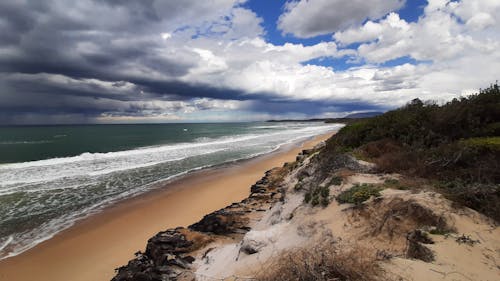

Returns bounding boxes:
[246,99,388,116]
[0,0,261,123]
[0,0,388,124]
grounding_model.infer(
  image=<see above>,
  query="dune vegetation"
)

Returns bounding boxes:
[323,83,500,221]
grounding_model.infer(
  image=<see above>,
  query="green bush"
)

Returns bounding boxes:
[383,179,409,190]
[311,195,320,206]
[336,183,382,205]
[304,192,312,203]
[326,83,500,152]
[328,176,343,186]
[321,197,330,207]
[460,137,500,151]
[321,82,500,221]
[320,185,330,198]
[435,181,500,222]
[429,228,452,235]
[305,185,331,207]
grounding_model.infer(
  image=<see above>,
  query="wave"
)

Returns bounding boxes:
[0,123,343,260]
[0,134,261,170]
[0,150,225,195]
[0,236,13,253]
[0,161,229,260]
[0,125,342,187]
[0,140,53,145]
[251,125,282,129]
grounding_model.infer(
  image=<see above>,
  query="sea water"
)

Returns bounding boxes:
[0,122,342,259]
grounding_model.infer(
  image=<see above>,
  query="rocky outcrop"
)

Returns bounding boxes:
[112,228,196,281]
[111,167,286,281]
[189,210,250,235]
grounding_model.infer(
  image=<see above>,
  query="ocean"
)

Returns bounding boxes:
[0,122,341,259]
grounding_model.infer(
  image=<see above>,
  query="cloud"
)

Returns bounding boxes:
[0,0,499,124]
[277,0,405,38]
[334,0,500,63]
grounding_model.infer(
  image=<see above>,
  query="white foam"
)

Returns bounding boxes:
[0,236,13,252]
[0,126,338,187]
[0,140,53,145]
[0,123,343,260]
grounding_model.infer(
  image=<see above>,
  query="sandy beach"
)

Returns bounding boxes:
[0,133,333,281]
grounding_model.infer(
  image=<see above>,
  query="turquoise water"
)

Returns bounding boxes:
[0,122,341,259]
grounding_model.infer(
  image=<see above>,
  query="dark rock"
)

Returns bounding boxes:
[302,149,314,155]
[133,272,153,281]
[296,155,306,162]
[112,228,196,281]
[145,229,193,265]
[250,183,267,194]
[182,255,195,263]
[112,166,285,281]
[189,210,248,235]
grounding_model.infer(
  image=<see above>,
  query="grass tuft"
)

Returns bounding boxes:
[256,241,388,281]
[337,183,382,205]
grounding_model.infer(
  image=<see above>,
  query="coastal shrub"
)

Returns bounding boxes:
[256,241,386,281]
[328,175,343,186]
[304,192,312,204]
[482,122,500,135]
[304,185,331,207]
[283,161,299,171]
[311,195,320,206]
[383,179,409,190]
[321,196,329,207]
[435,181,500,222]
[459,137,500,151]
[320,185,330,198]
[384,178,399,186]
[429,228,452,235]
[320,83,500,221]
[337,183,382,205]
[297,174,307,181]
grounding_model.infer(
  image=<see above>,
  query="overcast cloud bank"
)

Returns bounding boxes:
[0,0,499,124]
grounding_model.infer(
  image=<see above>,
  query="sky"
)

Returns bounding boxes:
[0,0,499,124]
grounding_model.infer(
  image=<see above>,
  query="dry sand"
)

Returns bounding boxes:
[197,169,500,281]
[0,133,333,281]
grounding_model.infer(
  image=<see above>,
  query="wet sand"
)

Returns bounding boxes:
[0,133,333,281]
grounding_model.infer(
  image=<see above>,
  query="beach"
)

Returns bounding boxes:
[0,132,333,281]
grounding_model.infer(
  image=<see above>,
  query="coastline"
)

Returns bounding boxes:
[0,132,334,281]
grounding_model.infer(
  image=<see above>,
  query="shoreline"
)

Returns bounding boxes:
[0,132,334,281]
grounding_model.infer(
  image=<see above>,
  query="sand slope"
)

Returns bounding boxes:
[152,152,499,281]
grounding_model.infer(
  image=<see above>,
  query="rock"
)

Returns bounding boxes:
[145,229,193,265]
[250,183,267,194]
[112,228,196,281]
[296,154,306,162]
[189,210,248,235]
[132,272,153,281]
[112,165,285,281]
[302,149,314,155]
[240,229,279,254]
